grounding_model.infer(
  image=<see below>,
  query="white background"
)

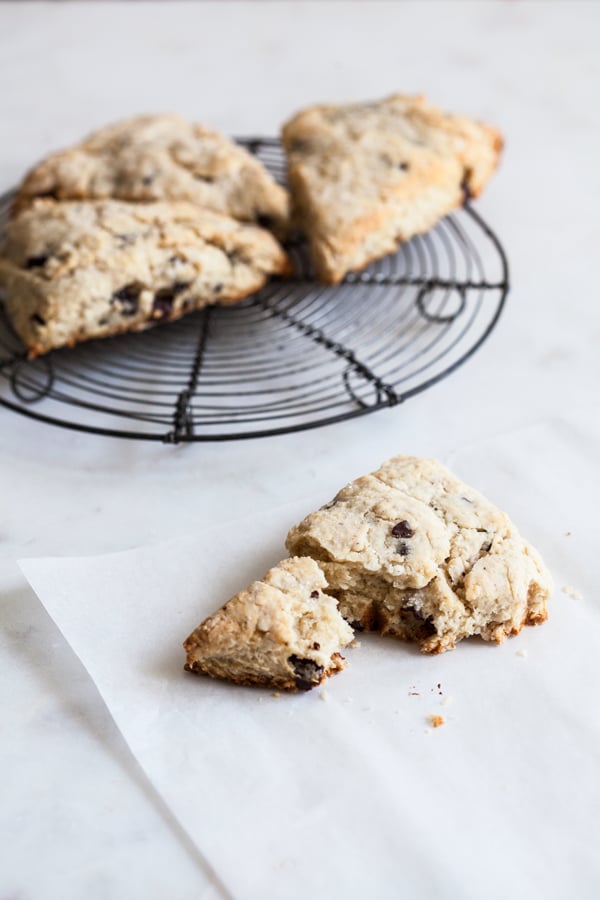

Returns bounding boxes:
[1,2,599,899]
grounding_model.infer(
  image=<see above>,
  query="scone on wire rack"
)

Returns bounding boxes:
[0,198,291,357]
[286,456,552,654]
[184,557,354,692]
[282,94,503,283]
[12,114,290,236]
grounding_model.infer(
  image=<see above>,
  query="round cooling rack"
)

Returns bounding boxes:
[0,139,509,442]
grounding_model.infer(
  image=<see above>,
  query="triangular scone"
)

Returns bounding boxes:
[13,114,290,234]
[286,456,552,654]
[282,94,502,283]
[0,199,290,357]
[183,557,354,691]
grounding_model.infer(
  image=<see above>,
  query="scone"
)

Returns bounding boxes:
[282,94,502,283]
[286,456,551,653]
[13,114,290,234]
[183,557,354,691]
[0,198,290,357]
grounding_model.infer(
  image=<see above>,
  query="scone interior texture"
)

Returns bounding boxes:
[0,198,290,357]
[13,114,290,234]
[286,456,551,653]
[282,93,502,283]
[184,557,354,691]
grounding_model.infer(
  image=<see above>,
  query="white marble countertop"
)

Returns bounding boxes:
[1,2,599,898]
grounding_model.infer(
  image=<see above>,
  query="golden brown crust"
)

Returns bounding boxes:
[184,652,346,693]
[0,198,290,357]
[12,114,290,233]
[183,558,354,692]
[282,93,502,283]
[286,455,552,654]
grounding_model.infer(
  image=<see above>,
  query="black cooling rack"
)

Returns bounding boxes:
[0,138,508,442]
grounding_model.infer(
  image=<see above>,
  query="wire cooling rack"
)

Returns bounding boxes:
[0,139,508,442]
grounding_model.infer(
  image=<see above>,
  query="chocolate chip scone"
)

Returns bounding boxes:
[282,94,502,283]
[13,114,289,234]
[0,198,290,357]
[184,557,354,691]
[286,456,552,653]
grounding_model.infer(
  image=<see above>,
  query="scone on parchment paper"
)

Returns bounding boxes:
[12,114,290,235]
[0,198,290,357]
[282,94,502,283]
[286,456,552,654]
[184,557,354,692]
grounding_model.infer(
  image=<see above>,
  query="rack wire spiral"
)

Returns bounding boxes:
[0,139,509,442]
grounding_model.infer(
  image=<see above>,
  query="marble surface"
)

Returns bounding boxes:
[0,2,599,898]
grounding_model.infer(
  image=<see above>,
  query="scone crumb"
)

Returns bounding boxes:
[350,639,362,649]
[565,531,572,537]
[320,690,330,702]
[272,692,281,699]
[561,584,582,601]
[516,648,528,658]
[429,714,445,728]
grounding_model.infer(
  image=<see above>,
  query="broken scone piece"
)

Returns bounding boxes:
[286,456,552,653]
[184,557,354,691]
[0,198,290,357]
[13,114,290,234]
[282,94,502,283]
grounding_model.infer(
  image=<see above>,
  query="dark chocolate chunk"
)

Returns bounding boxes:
[312,642,321,651]
[391,520,414,538]
[310,590,319,599]
[31,313,46,326]
[288,655,324,691]
[112,281,143,316]
[153,288,174,318]
[25,254,49,269]
[213,283,223,294]
[256,213,274,230]
[398,161,410,171]
[397,541,410,556]
[348,620,364,632]
[152,282,190,318]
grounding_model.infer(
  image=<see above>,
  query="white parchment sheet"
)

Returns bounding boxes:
[20,410,600,900]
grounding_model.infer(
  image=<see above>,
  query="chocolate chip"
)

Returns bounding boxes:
[397,542,410,556]
[213,283,223,294]
[290,139,311,154]
[256,213,274,229]
[310,590,319,599]
[313,642,320,651]
[288,655,324,691]
[141,174,155,186]
[25,255,49,269]
[461,172,473,201]
[153,288,174,318]
[31,313,46,326]
[398,161,410,171]
[112,281,143,316]
[194,174,214,183]
[391,520,414,538]
[152,282,190,318]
